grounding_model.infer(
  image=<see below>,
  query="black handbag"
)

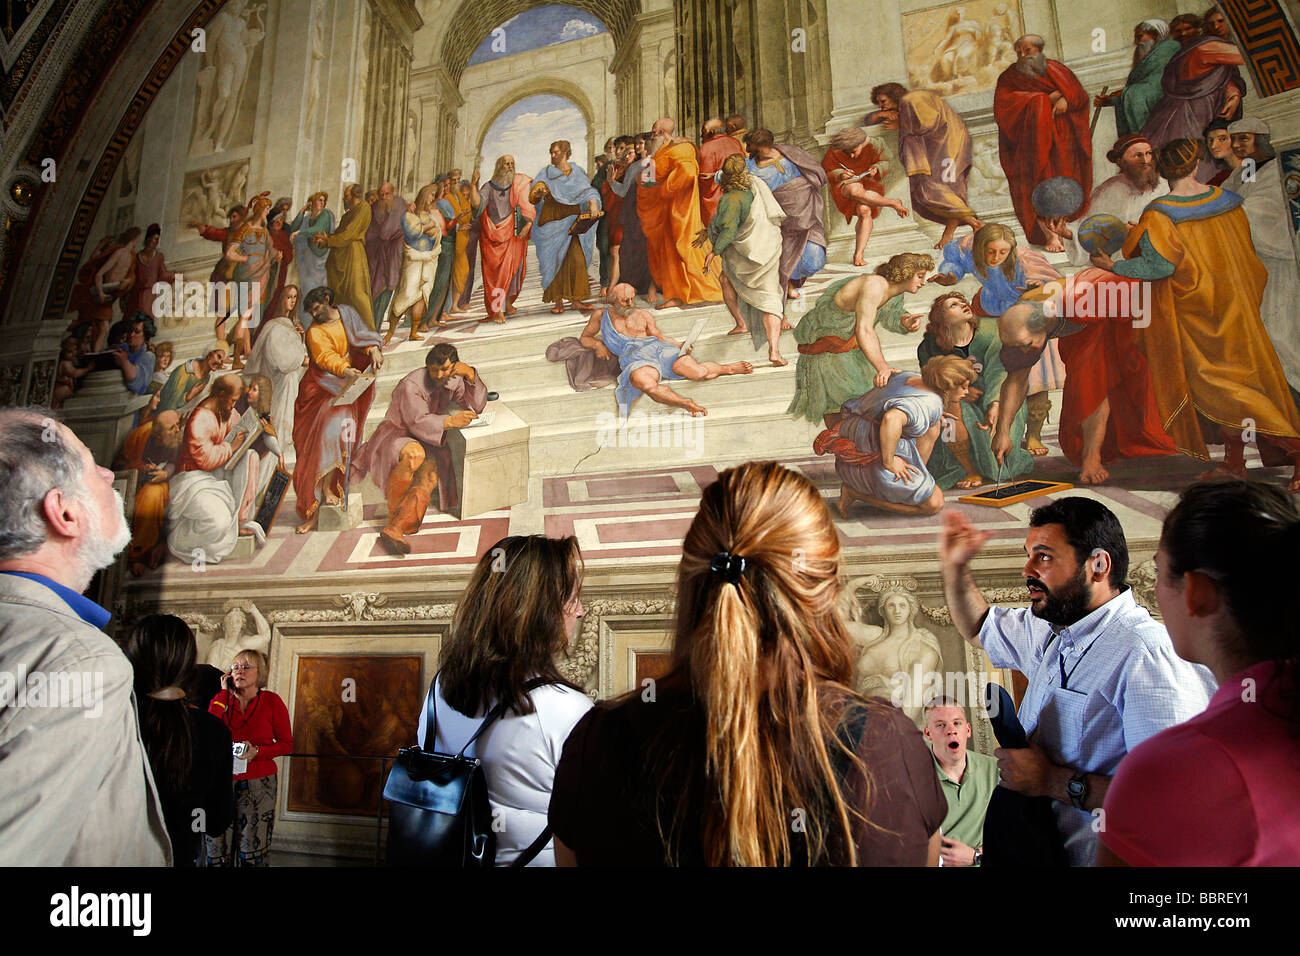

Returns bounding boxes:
[980,683,1068,867]
[383,674,554,867]
[981,786,1069,867]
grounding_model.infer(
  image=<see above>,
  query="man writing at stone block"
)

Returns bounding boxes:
[0,409,171,865]
[938,497,1216,866]
[924,696,998,867]
[351,343,487,555]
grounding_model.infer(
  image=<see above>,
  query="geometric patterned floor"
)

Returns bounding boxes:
[138,409,1288,582]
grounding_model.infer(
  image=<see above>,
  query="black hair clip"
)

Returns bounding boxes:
[710,551,746,584]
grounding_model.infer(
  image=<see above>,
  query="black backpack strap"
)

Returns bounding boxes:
[454,676,561,759]
[456,697,509,758]
[422,672,440,750]
[511,824,553,868]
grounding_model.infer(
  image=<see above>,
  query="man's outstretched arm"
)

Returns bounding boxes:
[938,509,991,647]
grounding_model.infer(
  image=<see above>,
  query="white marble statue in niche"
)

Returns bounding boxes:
[304,3,325,134]
[847,586,942,727]
[203,598,272,672]
[192,0,267,155]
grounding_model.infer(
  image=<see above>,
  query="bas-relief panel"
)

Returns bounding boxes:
[27,358,55,407]
[0,364,23,406]
[904,0,1023,97]
[179,159,252,226]
[967,133,1010,202]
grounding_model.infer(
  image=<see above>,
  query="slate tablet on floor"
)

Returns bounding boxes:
[957,480,1073,508]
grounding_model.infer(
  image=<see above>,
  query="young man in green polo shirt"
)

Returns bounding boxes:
[925,696,999,866]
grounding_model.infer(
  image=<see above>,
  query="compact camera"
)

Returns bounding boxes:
[232,742,251,759]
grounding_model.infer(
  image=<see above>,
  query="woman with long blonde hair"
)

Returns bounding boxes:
[549,461,945,866]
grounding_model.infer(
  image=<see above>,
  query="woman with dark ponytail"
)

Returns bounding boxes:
[124,614,234,866]
[1099,479,1300,866]
[549,461,946,865]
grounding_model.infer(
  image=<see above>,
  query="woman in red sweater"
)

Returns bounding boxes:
[206,649,293,866]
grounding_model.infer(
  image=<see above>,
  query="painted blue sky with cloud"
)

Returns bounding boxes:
[480,94,590,178]
[468,4,607,66]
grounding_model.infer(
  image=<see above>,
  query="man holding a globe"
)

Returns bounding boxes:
[1062,135,1164,267]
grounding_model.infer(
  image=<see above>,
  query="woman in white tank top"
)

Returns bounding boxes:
[418,534,592,866]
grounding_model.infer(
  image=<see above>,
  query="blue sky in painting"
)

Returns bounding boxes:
[467,4,607,66]
[479,93,590,179]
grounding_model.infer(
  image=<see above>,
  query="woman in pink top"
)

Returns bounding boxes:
[1098,479,1300,866]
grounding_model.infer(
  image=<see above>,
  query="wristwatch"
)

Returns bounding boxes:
[1067,771,1089,809]
[972,846,983,867]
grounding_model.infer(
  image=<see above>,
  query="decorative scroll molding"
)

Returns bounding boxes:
[156,574,1047,701]
[1129,558,1161,620]
[571,597,673,696]
[265,592,456,624]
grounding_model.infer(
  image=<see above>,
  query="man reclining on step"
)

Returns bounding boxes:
[577,283,753,417]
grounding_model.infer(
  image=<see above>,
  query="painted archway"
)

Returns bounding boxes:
[471,79,599,173]
[438,0,640,86]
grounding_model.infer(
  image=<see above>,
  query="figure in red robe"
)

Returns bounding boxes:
[821,127,909,267]
[265,206,294,325]
[478,156,536,322]
[992,269,1176,485]
[994,35,1092,251]
[697,118,745,225]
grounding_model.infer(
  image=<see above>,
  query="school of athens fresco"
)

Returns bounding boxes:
[3,0,1296,643]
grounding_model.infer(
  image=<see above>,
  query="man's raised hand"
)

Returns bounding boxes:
[938,509,990,567]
